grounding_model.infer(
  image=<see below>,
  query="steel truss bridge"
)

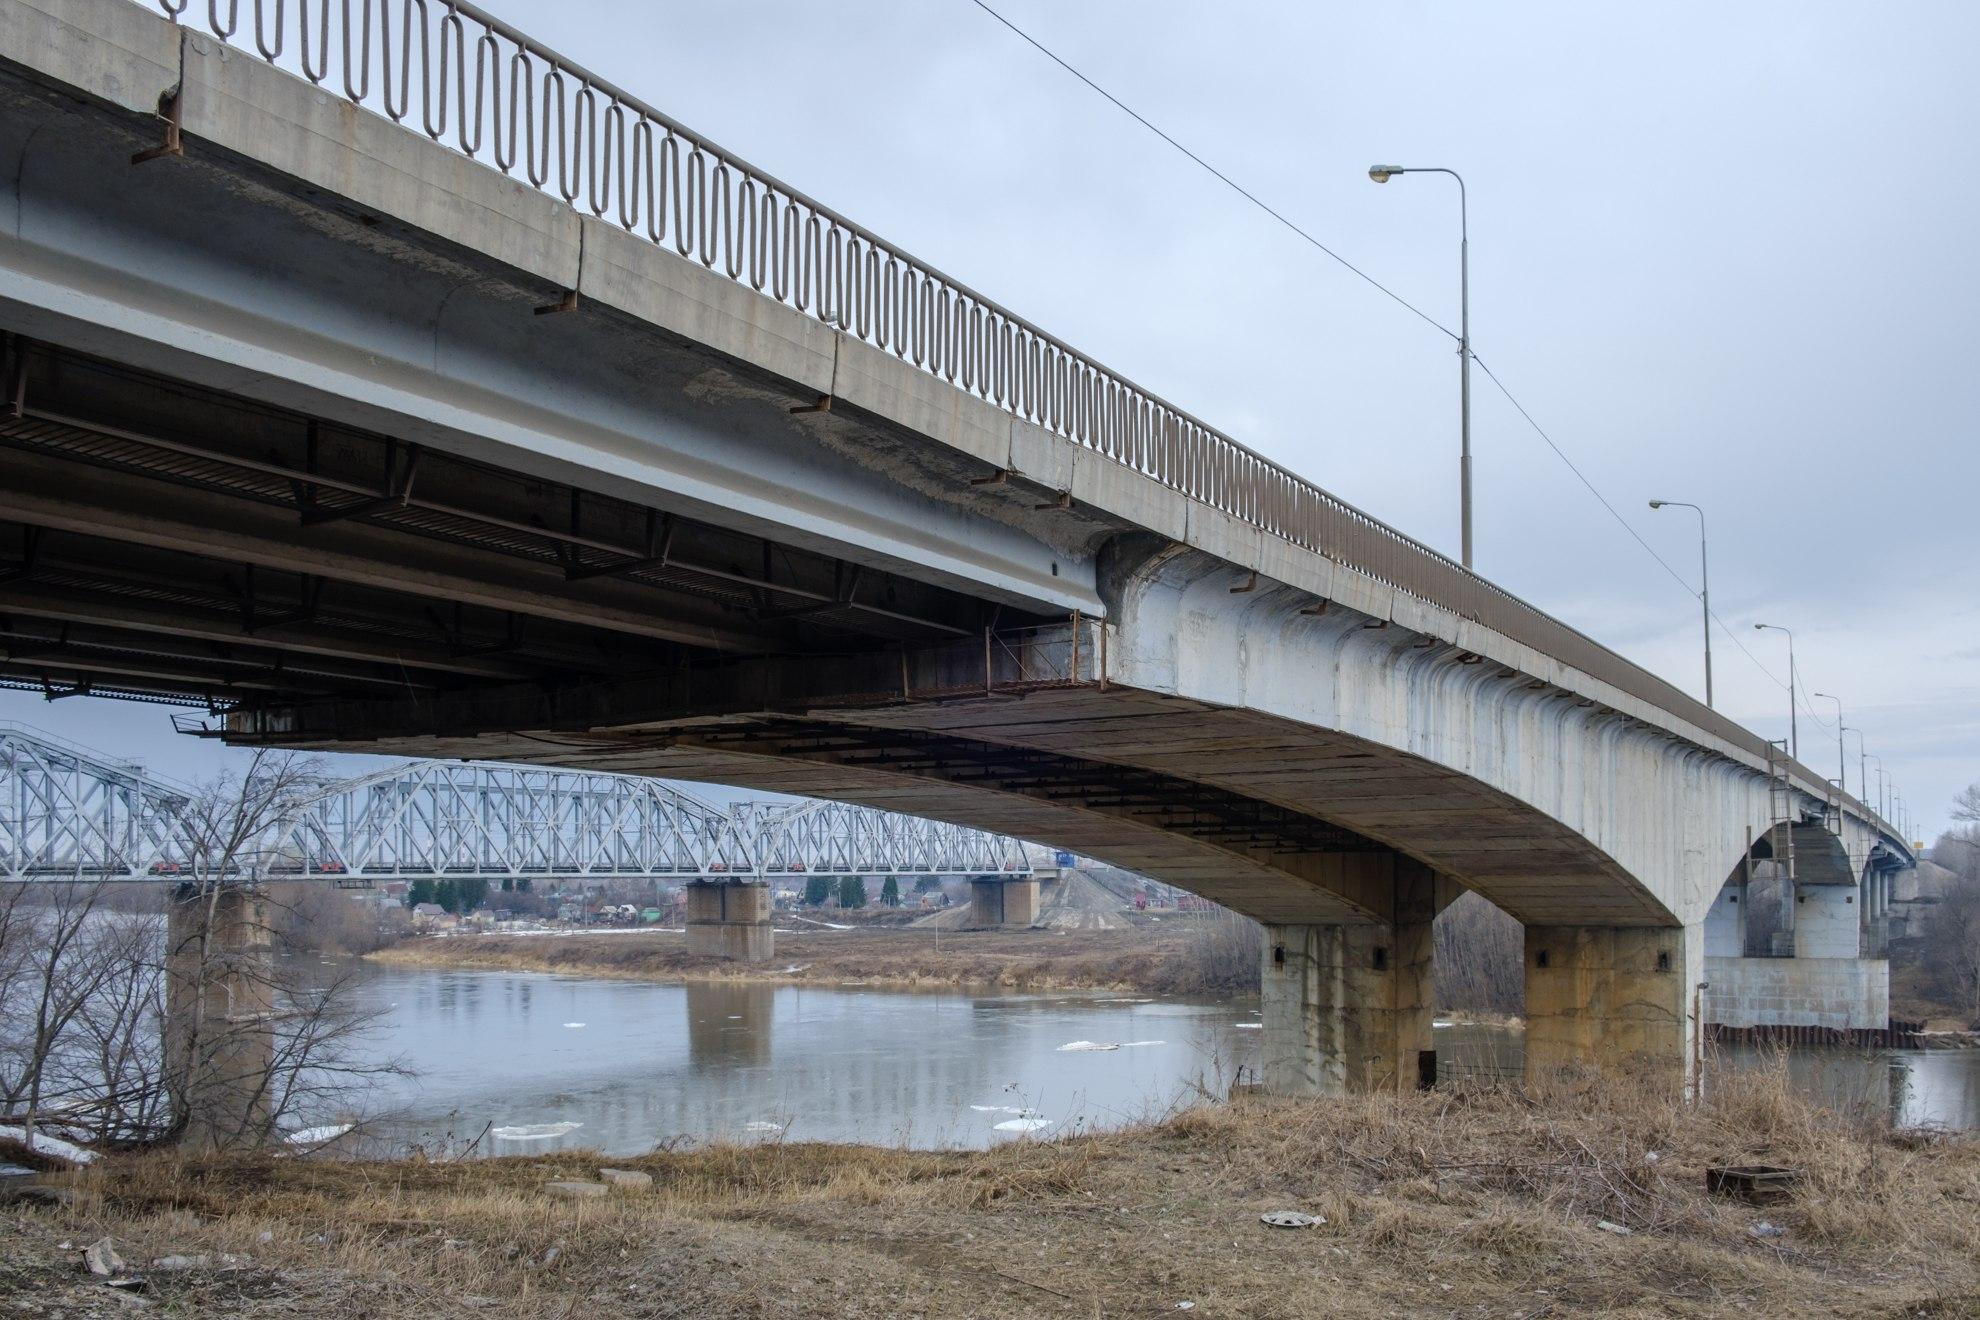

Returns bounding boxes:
[0,724,1031,884]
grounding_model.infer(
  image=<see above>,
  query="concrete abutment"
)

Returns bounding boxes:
[968,876,1040,929]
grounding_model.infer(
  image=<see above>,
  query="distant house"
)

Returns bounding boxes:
[410,902,451,930]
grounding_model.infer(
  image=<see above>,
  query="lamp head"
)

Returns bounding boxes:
[1648,499,1665,509]
[1368,165,1403,183]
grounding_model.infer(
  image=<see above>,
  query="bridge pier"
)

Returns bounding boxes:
[1523,925,1698,1093]
[683,880,774,962]
[164,885,277,1151]
[1258,862,1437,1096]
[968,876,1040,929]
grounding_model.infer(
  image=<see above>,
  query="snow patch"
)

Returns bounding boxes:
[562,1022,587,1029]
[1232,1022,1262,1030]
[0,1126,96,1165]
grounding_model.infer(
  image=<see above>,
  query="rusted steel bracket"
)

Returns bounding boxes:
[969,468,1009,487]
[1229,570,1259,594]
[1032,491,1072,511]
[789,393,832,415]
[534,289,580,316]
[131,92,184,165]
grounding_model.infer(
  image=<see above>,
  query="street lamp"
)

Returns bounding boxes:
[1812,692,1846,795]
[1844,726,1868,811]
[1369,164,1473,570]
[1752,623,1798,759]
[1867,755,1887,822]
[1649,500,1713,708]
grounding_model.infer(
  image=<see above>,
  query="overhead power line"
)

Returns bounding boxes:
[965,0,1456,343]
[963,0,1824,722]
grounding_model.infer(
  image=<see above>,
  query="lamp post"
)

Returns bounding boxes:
[1812,692,1845,795]
[1867,755,1887,822]
[1844,726,1867,811]
[1752,623,1798,759]
[1369,164,1472,570]
[1649,499,1713,708]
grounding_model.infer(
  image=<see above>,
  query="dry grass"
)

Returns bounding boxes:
[368,921,1235,996]
[5,1066,1977,1317]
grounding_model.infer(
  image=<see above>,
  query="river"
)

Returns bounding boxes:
[310,960,1980,1156]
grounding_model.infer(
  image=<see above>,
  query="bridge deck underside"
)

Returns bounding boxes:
[235,680,1669,928]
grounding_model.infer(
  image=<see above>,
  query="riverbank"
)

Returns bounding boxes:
[368,919,1257,996]
[5,1068,1975,1317]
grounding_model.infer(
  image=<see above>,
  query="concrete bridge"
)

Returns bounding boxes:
[0,0,1913,1099]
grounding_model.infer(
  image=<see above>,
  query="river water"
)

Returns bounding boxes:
[314,962,1980,1157]
[327,961,1265,1156]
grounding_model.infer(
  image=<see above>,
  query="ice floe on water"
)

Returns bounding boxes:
[490,1121,583,1141]
[969,1105,1037,1116]
[1232,1022,1262,1030]
[285,1124,354,1146]
[1056,1040,1167,1052]
[562,1022,586,1029]
[741,1121,786,1134]
[993,1117,1052,1133]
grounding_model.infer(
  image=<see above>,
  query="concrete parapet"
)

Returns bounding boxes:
[1524,925,1697,1092]
[1703,955,1888,1031]
[683,880,773,962]
[967,876,1040,929]
[1259,862,1436,1096]
[165,885,276,1151]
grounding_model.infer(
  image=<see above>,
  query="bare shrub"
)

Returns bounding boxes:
[1434,891,1523,1016]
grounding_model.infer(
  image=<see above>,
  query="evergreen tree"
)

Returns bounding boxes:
[880,876,901,907]
[804,874,832,907]
[838,874,866,909]
[406,877,436,908]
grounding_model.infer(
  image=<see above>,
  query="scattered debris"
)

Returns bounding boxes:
[1750,1222,1787,1238]
[1707,1164,1800,1204]
[543,1180,608,1200]
[1259,1211,1326,1229]
[84,1237,126,1276]
[152,1255,210,1271]
[1596,1220,1633,1235]
[1176,1303,1197,1311]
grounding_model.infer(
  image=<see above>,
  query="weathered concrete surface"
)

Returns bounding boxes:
[1704,957,1890,1032]
[683,880,773,962]
[1523,925,1699,1090]
[1793,884,1861,960]
[164,886,275,1151]
[1259,859,1441,1095]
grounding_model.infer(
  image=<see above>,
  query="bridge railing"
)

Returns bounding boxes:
[144,1,1892,838]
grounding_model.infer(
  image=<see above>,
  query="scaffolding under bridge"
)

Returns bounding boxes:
[0,723,1032,884]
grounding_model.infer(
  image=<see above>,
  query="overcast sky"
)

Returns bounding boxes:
[6,0,1975,836]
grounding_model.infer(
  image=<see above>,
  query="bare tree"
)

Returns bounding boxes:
[2,749,405,1154]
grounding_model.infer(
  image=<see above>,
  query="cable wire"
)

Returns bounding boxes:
[965,0,1457,343]
[965,0,1834,738]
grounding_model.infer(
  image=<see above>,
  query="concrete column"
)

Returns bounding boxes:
[683,880,773,962]
[967,876,1039,929]
[1523,925,1698,1093]
[165,885,276,1151]
[1792,885,1859,959]
[1259,862,1436,1096]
